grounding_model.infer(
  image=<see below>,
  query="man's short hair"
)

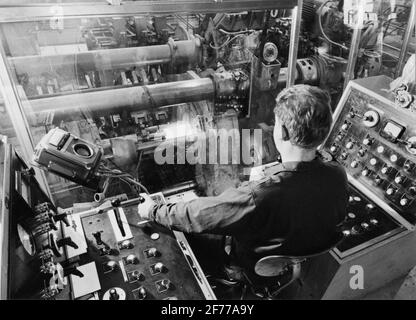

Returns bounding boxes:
[274,84,333,149]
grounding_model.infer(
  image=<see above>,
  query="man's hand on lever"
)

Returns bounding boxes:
[137,193,156,221]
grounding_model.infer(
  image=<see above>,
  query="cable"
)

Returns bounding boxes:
[209,34,246,49]
[318,0,349,51]
[218,28,255,35]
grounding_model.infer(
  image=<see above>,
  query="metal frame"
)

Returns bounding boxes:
[0,136,10,299]
[343,0,365,89]
[287,0,303,87]
[0,0,297,22]
[395,0,416,78]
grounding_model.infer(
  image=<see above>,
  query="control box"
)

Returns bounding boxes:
[323,76,416,228]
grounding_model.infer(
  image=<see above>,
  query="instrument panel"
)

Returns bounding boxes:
[324,76,416,226]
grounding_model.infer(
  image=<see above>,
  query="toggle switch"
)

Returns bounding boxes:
[339,152,348,160]
[93,231,104,246]
[363,137,374,146]
[361,168,371,177]
[395,175,405,185]
[133,287,147,300]
[350,160,359,168]
[120,240,134,250]
[381,165,392,175]
[400,197,410,207]
[386,186,397,196]
[404,161,414,173]
[109,288,119,300]
[358,149,367,157]
[154,262,165,273]
[132,270,144,281]
[330,145,338,153]
[369,218,378,226]
[346,141,354,149]
[126,254,138,265]
[105,260,118,272]
[374,176,383,185]
[145,247,160,258]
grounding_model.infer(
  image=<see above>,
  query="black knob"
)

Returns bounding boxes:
[93,231,103,245]
[111,199,121,207]
[374,176,383,185]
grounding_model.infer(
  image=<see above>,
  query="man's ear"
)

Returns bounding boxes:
[281,125,290,141]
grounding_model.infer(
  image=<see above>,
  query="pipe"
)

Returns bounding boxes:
[25,77,215,116]
[395,1,416,78]
[8,39,200,76]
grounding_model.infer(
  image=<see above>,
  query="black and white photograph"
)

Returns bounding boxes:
[0,0,415,306]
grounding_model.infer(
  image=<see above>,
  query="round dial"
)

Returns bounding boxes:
[17,224,36,256]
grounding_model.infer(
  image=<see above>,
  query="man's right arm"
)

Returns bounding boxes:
[143,182,258,235]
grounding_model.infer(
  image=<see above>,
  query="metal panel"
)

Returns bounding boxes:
[0,0,297,22]
[0,138,10,300]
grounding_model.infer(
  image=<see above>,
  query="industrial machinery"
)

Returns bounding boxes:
[0,137,214,299]
[0,1,413,209]
[0,0,414,300]
[303,75,416,299]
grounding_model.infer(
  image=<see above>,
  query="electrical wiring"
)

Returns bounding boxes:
[97,163,150,195]
[209,34,246,49]
[318,0,349,51]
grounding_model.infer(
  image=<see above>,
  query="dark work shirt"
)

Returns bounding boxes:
[147,158,348,271]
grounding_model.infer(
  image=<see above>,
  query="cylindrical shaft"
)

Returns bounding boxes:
[8,40,199,75]
[26,77,215,116]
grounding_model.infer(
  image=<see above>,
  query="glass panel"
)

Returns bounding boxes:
[0,6,295,206]
[296,0,415,108]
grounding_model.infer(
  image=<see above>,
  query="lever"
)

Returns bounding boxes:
[64,266,84,278]
[57,237,79,249]
[54,213,70,227]
[93,231,103,245]
[111,199,126,237]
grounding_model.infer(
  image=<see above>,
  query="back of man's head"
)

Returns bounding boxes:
[274,84,333,149]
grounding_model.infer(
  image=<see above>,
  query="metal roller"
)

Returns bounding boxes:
[26,77,215,116]
[8,39,201,75]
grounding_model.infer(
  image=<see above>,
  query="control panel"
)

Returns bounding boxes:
[334,185,405,258]
[323,76,416,226]
[2,143,214,300]
[76,193,214,300]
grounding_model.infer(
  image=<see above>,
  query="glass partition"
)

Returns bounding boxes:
[0,2,300,206]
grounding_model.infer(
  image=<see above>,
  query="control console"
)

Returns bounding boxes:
[323,76,416,227]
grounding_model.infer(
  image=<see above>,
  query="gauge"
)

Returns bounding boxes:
[17,224,36,256]
[262,42,278,63]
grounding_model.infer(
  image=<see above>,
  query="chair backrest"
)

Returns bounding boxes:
[254,232,344,277]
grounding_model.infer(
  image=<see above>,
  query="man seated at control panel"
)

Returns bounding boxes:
[138,84,348,276]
